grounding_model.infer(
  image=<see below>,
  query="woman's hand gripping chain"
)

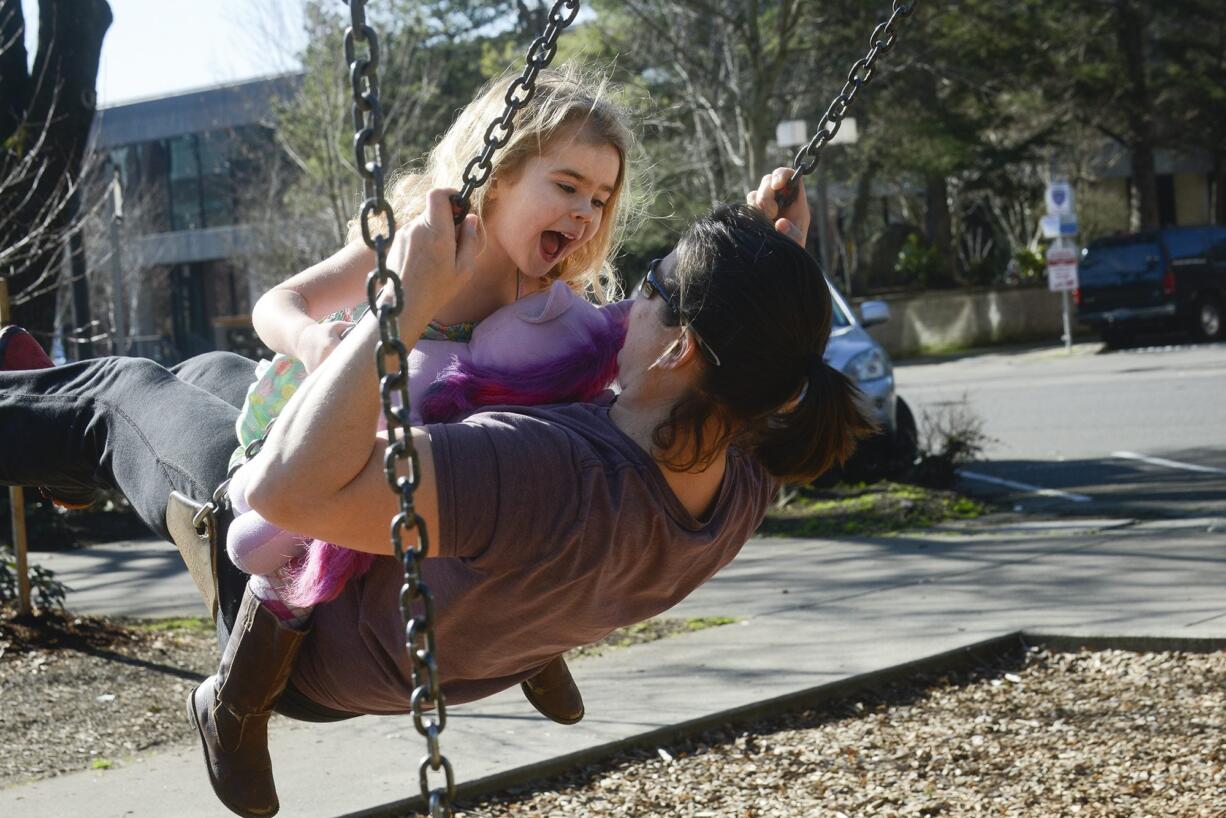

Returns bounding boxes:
[379,188,482,315]
[747,167,811,246]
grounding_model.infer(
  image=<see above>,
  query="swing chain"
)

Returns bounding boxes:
[789,0,916,182]
[451,0,581,219]
[191,421,276,535]
[345,3,455,816]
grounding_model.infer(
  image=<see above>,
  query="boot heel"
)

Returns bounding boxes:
[521,655,585,725]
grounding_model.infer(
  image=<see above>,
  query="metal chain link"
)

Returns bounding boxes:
[787,0,916,190]
[451,0,580,219]
[190,425,275,534]
[345,2,454,816]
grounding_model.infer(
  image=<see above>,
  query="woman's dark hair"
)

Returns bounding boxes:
[652,203,877,483]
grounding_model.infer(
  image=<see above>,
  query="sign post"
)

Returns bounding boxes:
[1044,178,1079,354]
[775,117,858,293]
[0,279,32,614]
[1046,243,1079,353]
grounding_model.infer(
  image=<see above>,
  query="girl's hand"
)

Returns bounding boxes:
[746,167,810,246]
[392,188,481,314]
[295,319,355,373]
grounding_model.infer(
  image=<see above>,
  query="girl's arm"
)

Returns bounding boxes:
[245,191,479,554]
[251,240,375,366]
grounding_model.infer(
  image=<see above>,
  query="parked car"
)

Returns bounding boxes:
[823,282,917,482]
[1075,226,1226,346]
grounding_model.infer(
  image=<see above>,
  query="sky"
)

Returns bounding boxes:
[21,0,309,107]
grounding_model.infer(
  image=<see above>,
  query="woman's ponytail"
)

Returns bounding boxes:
[753,358,878,484]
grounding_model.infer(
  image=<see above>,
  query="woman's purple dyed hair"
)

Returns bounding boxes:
[418,313,624,422]
[282,314,626,608]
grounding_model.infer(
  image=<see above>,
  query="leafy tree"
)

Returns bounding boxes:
[1153,0,1226,223]
[245,0,492,283]
[1037,0,1226,230]
[591,0,830,202]
[838,0,1062,288]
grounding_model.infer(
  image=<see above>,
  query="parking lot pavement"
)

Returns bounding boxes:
[896,341,1226,521]
[956,446,1226,519]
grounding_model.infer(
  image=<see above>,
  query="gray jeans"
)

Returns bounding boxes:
[0,351,252,538]
[0,351,357,722]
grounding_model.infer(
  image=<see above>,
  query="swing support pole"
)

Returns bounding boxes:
[0,278,32,615]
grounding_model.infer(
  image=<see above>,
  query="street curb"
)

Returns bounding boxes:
[339,631,1026,818]
[342,630,1226,818]
[1023,633,1226,654]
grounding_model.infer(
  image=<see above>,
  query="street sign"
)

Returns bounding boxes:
[1046,246,1079,292]
[1059,216,1079,236]
[827,117,859,145]
[1045,180,1074,217]
[775,119,809,149]
[1040,214,1061,239]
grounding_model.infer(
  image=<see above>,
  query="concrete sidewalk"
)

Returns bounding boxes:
[4,515,1224,817]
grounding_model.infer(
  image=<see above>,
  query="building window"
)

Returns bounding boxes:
[199,130,237,228]
[168,135,203,231]
[166,129,244,231]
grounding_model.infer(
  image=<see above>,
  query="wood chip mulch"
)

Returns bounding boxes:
[454,646,1226,818]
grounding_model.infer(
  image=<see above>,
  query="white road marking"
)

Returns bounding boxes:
[957,470,1093,503]
[1112,451,1226,476]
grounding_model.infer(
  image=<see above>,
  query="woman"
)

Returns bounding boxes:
[0,170,874,818]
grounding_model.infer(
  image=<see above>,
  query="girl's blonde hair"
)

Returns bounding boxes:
[352,64,636,301]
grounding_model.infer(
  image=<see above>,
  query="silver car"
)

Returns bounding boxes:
[823,281,916,480]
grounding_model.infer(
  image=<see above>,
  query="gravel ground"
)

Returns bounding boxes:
[0,611,215,785]
[453,646,1226,818]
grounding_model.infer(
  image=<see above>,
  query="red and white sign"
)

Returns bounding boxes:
[1046,246,1079,292]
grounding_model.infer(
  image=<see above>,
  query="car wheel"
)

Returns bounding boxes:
[887,397,919,477]
[842,434,889,485]
[1101,328,1134,349]
[1192,294,1223,342]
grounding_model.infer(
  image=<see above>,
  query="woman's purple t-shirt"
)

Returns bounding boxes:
[289,397,774,714]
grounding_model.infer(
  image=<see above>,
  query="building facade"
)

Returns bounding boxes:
[90,74,298,361]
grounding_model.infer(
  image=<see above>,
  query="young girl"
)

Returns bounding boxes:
[222,66,635,732]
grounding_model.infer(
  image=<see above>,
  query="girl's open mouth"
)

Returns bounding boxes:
[540,230,575,263]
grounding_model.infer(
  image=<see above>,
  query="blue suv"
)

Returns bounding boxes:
[1076,226,1226,345]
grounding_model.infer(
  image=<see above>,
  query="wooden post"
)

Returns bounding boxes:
[0,278,33,614]
[11,488,30,614]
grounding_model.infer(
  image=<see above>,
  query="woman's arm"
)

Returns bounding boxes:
[245,191,480,555]
[251,240,375,365]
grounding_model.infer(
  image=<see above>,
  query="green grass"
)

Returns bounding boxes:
[758,481,988,539]
[682,616,738,631]
[128,616,213,633]
[568,615,740,660]
[90,758,113,770]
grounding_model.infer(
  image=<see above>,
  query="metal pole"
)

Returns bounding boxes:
[109,166,127,355]
[1057,235,1073,354]
[815,166,832,278]
[67,227,94,360]
[1062,289,1072,353]
[0,278,32,614]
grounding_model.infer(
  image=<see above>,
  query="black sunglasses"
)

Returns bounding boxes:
[638,259,722,367]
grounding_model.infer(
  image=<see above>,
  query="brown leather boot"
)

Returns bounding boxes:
[521,655,584,725]
[188,588,306,818]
